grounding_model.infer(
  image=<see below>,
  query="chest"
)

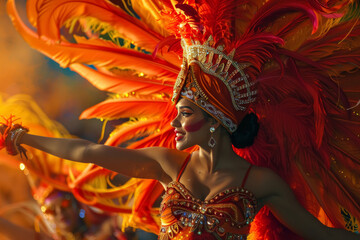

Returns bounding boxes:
[177,167,249,202]
[159,181,257,240]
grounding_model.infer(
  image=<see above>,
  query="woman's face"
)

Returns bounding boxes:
[171,98,212,150]
[42,191,80,233]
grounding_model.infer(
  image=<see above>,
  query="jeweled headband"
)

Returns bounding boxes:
[172,36,257,133]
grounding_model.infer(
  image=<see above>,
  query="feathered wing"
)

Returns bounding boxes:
[6,0,360,238]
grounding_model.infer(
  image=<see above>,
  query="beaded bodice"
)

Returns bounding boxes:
[159,156,257,240]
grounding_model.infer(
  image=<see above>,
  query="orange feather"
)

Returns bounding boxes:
[105,119,162,146]
[70,63,174,95]
[26,0,164,49]
[79,97,169,120]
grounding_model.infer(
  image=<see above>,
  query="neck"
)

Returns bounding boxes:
[198,129,235,173]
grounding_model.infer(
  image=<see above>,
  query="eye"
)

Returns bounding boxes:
[180,111,192,117]
[42,206,55,215]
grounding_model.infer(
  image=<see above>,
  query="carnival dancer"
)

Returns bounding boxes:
[0,190,128,240]
[3,0,360,239]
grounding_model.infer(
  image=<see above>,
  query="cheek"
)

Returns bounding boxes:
[184,118,207,132]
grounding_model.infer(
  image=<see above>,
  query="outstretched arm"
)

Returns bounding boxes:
[20,133,186,182]
[258,168,359,240]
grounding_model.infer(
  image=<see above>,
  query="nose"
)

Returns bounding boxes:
[170,114,181,128]
[55,205,64,217]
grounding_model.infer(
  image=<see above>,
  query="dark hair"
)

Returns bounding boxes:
[230,113,259,148]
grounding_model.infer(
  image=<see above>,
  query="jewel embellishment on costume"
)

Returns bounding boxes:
[172,36,257,112]
[181,85,238,132]
[160,181,257,240]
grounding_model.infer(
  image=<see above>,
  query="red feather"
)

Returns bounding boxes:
[244,1,319,35]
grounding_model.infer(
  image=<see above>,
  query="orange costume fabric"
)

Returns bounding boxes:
[159,155,256,240]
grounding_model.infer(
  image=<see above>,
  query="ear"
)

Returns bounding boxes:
[210,120,221,129]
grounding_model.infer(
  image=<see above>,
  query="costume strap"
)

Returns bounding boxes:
[241,164,253,188]
[176,154,191,182]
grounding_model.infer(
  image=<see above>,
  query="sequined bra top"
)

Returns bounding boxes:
[159,155,257,240]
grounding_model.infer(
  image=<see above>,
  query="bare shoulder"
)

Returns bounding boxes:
[246,166,288,201]
[250,166,282,183]
[139,147,190,182]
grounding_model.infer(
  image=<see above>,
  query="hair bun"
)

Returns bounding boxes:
[230,113,259,148]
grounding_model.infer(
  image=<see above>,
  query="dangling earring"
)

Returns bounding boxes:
[208,126,216,148]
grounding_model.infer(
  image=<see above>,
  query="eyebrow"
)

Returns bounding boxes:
[178,106,194,111]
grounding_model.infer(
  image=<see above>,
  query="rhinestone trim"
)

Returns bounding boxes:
[172,36,257,113]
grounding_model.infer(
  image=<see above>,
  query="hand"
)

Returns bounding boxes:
[0,116,29,158]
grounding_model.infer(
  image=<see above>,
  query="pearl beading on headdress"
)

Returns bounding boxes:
[172,36,257,111]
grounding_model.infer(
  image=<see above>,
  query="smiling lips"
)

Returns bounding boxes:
[174,130,185,141]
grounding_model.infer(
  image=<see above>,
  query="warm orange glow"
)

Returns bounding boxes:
[19,163,25,171]
[41,206,46,213]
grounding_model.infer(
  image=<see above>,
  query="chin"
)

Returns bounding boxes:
[175,143,185,151]
[175,141,195,151]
